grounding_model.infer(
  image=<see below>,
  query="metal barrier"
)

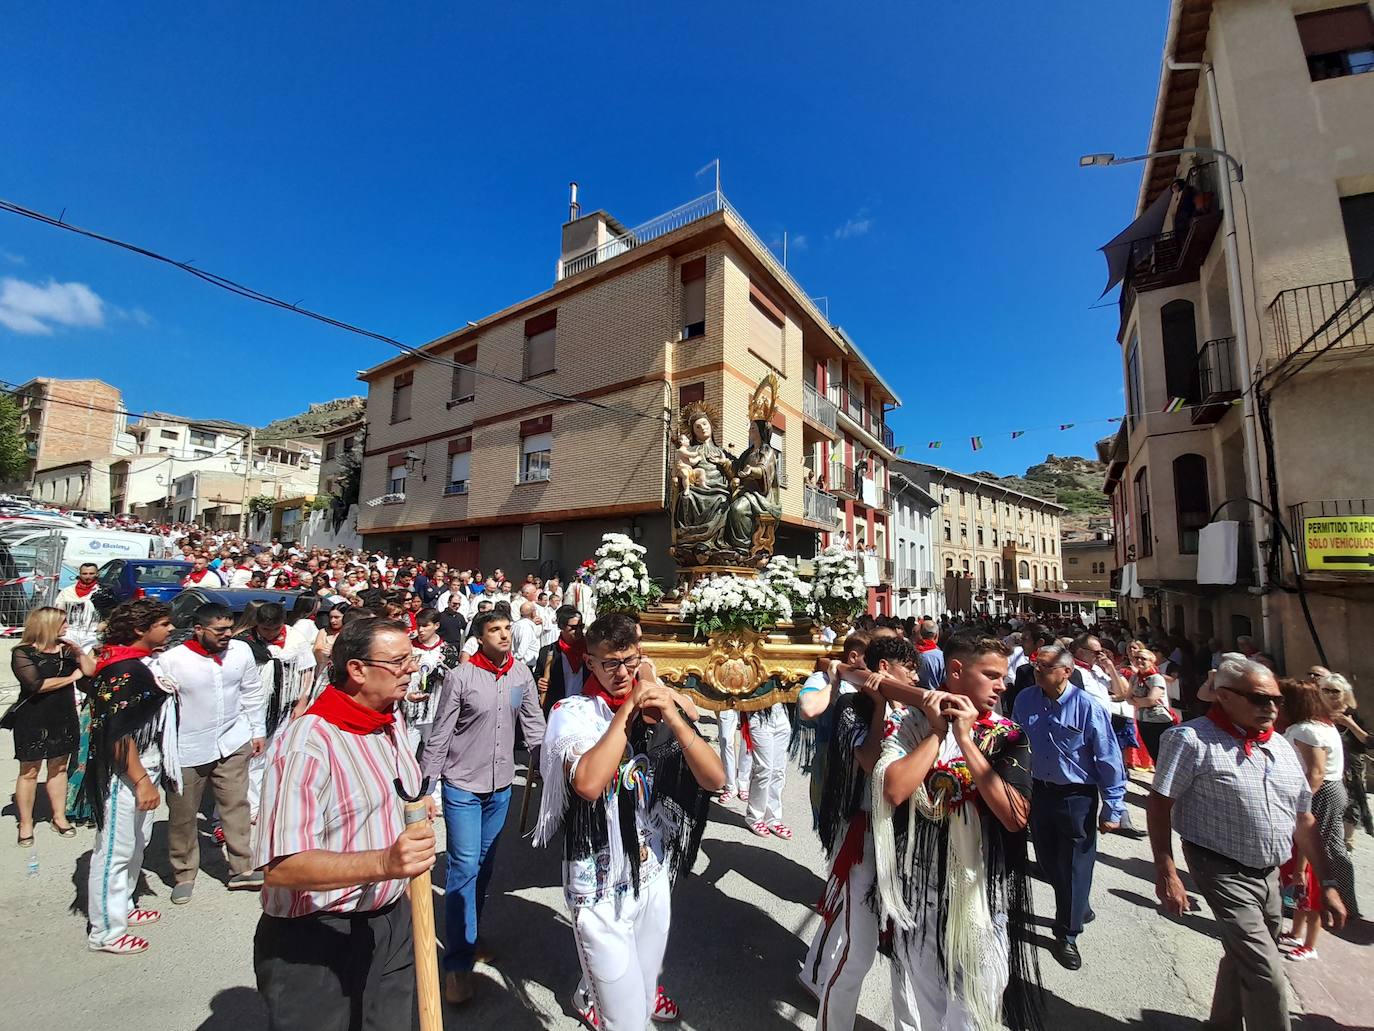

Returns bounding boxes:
[0,527,63,633]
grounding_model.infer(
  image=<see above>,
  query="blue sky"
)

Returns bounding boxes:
[1,2,1165,475]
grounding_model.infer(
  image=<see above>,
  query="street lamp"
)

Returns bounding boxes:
[1082,93,1273,653]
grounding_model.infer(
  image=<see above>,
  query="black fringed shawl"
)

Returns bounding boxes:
[238,631,286,737]
[84,658,173,830]
[561,710,713,899]
[880,719,1043,1031]
[816,693,875,858]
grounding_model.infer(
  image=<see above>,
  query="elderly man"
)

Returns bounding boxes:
[1013,643,1126,970]
[914,619,944,691]
[1148,655,1345,1031]
[511,600,542,670]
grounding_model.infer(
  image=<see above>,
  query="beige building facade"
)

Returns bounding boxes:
[1062,535,1115,599]
[356,192,901,591]
[1101,0,1374,696]
[14,378,129,488]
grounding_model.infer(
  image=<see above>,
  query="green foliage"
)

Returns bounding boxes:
[308,495,331,511]
[247,494,278,514]
[0,394,28,483]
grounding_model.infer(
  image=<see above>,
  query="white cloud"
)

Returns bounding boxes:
[1,250,24,267]
[791,234,809,251]
[834,213,872,239]
[112,304,155,328]
[0,277,106,335]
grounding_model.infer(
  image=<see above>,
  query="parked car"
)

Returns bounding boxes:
[95,558,194,605]
[169,587,307,629]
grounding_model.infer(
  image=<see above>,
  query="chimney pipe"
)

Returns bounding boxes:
[569,181,580,222]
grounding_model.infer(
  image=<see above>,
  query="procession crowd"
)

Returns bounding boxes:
[4,524,1370,1031]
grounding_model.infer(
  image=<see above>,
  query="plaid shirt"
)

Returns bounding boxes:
[1152,716,1311,869]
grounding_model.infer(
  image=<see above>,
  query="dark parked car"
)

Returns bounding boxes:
[95,559,194,605]
[169,587,307,629]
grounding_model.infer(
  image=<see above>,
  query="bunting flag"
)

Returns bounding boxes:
[1107,416,1124,422]
[1010,430,1024,440]
[970,436,984,452]
[894,445,906,455]
[1162,397,1187,413]
[927,441,942,449]
[1059,423,1075,430]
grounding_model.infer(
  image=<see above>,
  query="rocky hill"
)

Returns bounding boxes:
[258,397,365,443]
[973,453,1110,530]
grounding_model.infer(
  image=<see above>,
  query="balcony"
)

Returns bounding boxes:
[1267,278,1373,363]
[881,423,895,451]
[803,484,841,529]
[1192,336,1241,424]
[1119,163,1224,317]
[1287,499,1374,575]
[802,383,839,437]
[830,462,858,500]
[880,558,895,583]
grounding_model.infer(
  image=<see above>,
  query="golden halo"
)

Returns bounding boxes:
[679,400,723,442]
[748,373,780,423]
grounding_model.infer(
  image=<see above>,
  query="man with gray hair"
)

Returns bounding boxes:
[915,619,944,691]
[1148,654,1345,1031]
[511,601,542,670]
[1013,643,1126,970]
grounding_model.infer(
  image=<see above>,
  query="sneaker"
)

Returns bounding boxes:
[171,883,195,905]
[1278,933,1302,951]
[90,933,149,955]
[573,986,600,1029]
[128,908,161,926]
[716,789,735,804]
[1286,945,1319,962]
[444,971,475,1006]
[651,985,681,1023]
[227,870,265,891]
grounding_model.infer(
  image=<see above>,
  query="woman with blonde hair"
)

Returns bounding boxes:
[8,606,96,845]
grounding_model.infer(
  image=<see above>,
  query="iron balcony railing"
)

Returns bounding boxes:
[880,558,895,583]
[1287,499,1374,574]
[803,484,841,528]
[881,423,895,451]
[1267,278,1373,361]
[802,382,838,433]
[845,395,867,426]
[830,462,858,499]
[1198,335,1240,398]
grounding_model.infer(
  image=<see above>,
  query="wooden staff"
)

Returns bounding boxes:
[397,782,442,1031]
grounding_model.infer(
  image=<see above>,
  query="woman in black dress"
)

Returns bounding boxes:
[10,606,96,846]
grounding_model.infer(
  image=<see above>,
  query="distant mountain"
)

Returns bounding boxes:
[258,397,365,443]
[974,454,1110,530]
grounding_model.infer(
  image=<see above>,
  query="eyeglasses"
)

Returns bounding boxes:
[359,655,419,672]
[201,625,234,636]
[593,655,642,675]
[1218,685,1280,708]
[1034,662,1070,673]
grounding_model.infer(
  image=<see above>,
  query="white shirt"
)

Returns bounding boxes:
[157,640,266,766]
[537,605,560,648]
[512,617,541,665]
[462,636,480,657]
[1077,663,1132,718]
[183,568,224,588]
[1285,720,1344,782]
[228,566,253,588]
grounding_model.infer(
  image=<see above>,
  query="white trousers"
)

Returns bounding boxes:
[717,709,753,793]
[87,758,161,948]
[745,703,789,825]
[890,910,1010,1031]
[571,871,672,1031]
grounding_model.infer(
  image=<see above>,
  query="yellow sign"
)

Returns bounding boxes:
[1303,516,1374,572]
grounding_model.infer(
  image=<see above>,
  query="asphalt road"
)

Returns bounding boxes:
[2,711,1371,1031]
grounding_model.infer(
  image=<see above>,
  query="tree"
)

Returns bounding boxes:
[0,394,29,485]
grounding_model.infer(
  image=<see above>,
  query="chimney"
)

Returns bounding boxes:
[569,181,580,222]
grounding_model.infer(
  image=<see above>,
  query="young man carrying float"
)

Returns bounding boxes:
[534,613,724,1030]
[871,634,1041,1031]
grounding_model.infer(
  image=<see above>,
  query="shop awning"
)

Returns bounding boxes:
[1029,591,1104,604]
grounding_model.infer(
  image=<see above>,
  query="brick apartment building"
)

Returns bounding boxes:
[12,377,129,486]
[356,189,902,606]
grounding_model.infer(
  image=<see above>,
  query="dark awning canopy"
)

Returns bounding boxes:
[1097,188,1173,297]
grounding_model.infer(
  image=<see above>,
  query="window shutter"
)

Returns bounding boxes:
[394,370,414,387]
[526,328,556,376]
[520,414,553,437]
[1297,5,1374,54]
[388,452,409,468]
[681,258,706,282]
[678,382,705,408]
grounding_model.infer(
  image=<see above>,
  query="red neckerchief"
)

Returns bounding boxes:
[95,645,152,675]
[557,636,586,673]
[415,637,442,651]
[916,639,939,653]
[183,639,223,665]
[470,649,515,678]
[406,612,418,634]
[185,569,212,584]
[583,681,630,710]
[305,686,395,734]
[73,581,97,598]
[1206,704,1274,757]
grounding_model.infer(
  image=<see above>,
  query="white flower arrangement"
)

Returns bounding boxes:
[592,532,662,613]
[679,573,792,638]
[762,554,811,615]
[810,544,867,626]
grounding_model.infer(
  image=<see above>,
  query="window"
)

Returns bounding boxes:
[520,415,552,483]
[770,427,786,488]
[160,429,178,440]
[1126,333,1143,432]
[1069,556,1080,566]
[450,347,477,404]
[961,559,970,573]
[679,382,705,410]
[387,456,408,496]
[343,435,356,453]
[946,557,954,570]
[391,371,413,423]
[189,429,216,448]
[1134,467,1153,557]
[978,559,987,583]
[1018,560,1029,580]
[960,522,968,538]
[524,311,557,378]
[447,437,471,495]
[1173,453,1210,554]
[325,441,337,461]
[1341,192,1374,282]
[1161,300,1200,404]
[747,280,785,369]
[943,520,951,542]
[1297,5,1374,80]
[977,527,984,546]
[520,524,541,561]
[681,258,706,339]
[992,529,998,546]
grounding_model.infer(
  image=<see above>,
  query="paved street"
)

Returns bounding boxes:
[2,710,1371,1031]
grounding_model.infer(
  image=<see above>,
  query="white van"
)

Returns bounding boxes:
[0,520,156,592]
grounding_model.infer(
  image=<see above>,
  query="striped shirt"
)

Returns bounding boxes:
[253,712,422,917]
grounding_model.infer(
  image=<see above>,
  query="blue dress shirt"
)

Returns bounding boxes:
[1012,682,1127,822]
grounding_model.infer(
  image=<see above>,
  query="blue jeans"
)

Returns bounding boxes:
[1030,780,1098,944]
[441,783,511,972]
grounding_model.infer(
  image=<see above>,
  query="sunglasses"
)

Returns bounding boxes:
[1218,685,1280,708]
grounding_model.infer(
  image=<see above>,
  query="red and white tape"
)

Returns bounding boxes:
[0,573,59,588]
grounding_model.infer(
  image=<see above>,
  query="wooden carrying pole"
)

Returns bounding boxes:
[403,798,443,1031]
